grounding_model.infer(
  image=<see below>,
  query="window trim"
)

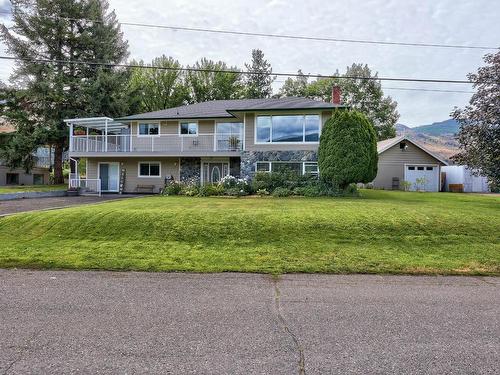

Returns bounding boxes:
[178,120,199,137]
[255,161,318,176]
[137,122,160,137]
[254,114,321,144]
[137,161,162,178]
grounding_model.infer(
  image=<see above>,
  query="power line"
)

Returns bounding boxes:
[0,55,477,84]
[383,87,474,94]
[0,10,497,51]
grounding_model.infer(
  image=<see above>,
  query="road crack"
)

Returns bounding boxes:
[273,278,306,375]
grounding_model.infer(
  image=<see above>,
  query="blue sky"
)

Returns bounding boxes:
[0,0,498,126]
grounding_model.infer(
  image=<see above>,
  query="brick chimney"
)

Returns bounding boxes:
[331,86,341,105]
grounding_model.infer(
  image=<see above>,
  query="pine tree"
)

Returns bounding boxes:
[0,0,130,183]
[244,49,275,98]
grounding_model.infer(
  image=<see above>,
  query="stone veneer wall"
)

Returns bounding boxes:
[180,157,201,182]
[240,151,318,179]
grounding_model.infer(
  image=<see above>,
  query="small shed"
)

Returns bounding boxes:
[373,136,448,192]
[442,165,490,193]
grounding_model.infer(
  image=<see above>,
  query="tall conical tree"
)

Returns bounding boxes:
[0,0,130,183]
[244,49,275,98]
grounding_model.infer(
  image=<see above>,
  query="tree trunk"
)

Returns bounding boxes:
[53,142,64,184]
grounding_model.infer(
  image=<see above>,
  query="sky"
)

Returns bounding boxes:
[0,0,498,126]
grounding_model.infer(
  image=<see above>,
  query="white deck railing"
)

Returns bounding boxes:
[69,178,101,196]
[70,133,243,154]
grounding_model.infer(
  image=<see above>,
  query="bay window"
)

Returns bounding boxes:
[256,114,320,143]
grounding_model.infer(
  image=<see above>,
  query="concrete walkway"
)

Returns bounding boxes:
[0,194,141,216]
[0,271,498,374]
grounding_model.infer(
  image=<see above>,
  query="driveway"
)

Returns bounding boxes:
[0,271,498,374]
[0,194,140,216]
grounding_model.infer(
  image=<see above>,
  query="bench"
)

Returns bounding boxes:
[136,184,155,194]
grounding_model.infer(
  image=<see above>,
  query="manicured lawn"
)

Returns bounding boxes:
[0,184,67,194]
[0,190,498,275]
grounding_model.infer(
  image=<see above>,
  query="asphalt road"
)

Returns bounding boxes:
[0,271,498,374]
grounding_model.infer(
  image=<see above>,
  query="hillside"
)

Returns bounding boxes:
[396,119,460,162]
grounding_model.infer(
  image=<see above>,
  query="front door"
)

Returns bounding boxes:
[202,162,229,184]
[99,162,120,192]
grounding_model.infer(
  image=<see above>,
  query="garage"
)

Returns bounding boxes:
[372,136,448,191]
[404,164,440,192]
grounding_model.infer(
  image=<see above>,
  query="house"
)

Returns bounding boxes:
[65,97,343,193]
[442,165,490,193]
[373,136,448,192]
[0,119,51,186]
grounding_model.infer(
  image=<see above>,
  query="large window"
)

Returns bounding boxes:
[138,162,161,177]
[256,115,320,143]
[6,173,19,185]
[180,122,198,135]
[138,123,159,136]
[255,162,318,176]
[33,174,44,185]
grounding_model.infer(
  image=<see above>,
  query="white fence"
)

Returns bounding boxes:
[70,133,243,154]
[69,178,101,196]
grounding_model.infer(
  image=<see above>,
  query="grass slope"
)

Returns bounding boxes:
[0,190,498,275]
[0,185,67,194]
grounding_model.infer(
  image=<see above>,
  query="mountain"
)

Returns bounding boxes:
[396,119,459,163]
[412,119,459,136]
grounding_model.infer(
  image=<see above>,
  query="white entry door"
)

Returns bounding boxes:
[405,165,439,192]
[98,162,120,192]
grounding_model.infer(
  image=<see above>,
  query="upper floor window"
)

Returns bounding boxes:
[180,122,198,136]
[138,123,159,136]
[256,115,320,143]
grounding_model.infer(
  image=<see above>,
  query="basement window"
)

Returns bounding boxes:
[138,162,161,177]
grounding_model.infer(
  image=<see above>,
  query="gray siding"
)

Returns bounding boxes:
[0,166,50,186]
[86,157,180,193]
[373,142,445,190]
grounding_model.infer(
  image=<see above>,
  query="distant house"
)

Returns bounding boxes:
[0,118,51,186]
[373,136,448,192]
[65,97,343,193]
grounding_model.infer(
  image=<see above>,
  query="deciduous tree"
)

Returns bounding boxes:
[452,51,500,187]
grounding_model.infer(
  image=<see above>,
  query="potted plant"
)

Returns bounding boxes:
[74,128,86,136]
[228,136,240,151]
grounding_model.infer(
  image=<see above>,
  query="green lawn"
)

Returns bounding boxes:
[0,190,498,275]
[0,184,67,194]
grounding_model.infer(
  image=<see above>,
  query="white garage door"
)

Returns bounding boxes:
[405,165,439,192]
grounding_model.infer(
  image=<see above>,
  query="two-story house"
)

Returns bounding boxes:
[66,97,342,193]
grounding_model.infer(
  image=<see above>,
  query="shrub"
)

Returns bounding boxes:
[318,110,378,189]
[272,187,293,197]
[198,184,224,196]
[256,188,269,196]
[163,182,182,196]
[220,175,252,194]
[253,170,317,192]
[224,187,248,197]
[293,185,321,197]
[400,180,412,191]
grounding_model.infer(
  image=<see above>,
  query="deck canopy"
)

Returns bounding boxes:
[64,117,128,132]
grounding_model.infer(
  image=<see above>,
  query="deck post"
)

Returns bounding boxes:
[104,118,108,152]
[86,126,89,152]
[69,123,74,152]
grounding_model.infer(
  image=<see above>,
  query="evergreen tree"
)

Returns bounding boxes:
[318,110,378,189]
[244,49,275,98]
[186,58,243,103]
[128,55,190,112]
[0,0,130,183]
[307,64,399,140]
[452,51,500,187]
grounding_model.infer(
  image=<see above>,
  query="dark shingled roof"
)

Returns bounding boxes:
[117,97,342,121]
